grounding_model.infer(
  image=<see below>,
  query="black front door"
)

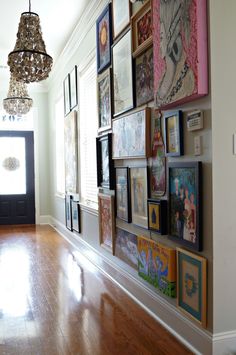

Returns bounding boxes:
[0,131,35,225]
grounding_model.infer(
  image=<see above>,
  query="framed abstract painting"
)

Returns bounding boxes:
[153,0,208,109]
[115,167,131,222]
[168,161,202,251]
[97,68,112,133]
[96,133,114,190]
[177,248,207,327]
[135,46,154,107]
[96,4,112,74]
[98,193,115,254]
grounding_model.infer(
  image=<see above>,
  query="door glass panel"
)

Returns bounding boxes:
[0,137,26,195]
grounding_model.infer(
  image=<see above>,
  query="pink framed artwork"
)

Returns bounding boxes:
[153,0,208,109]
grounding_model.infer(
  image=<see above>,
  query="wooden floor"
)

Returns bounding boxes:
[0,225,192,355]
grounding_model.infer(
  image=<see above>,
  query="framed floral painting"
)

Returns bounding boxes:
[96,4,112,73]
[98,193,115,254]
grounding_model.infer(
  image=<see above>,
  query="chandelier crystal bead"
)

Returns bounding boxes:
[3,75,33,115]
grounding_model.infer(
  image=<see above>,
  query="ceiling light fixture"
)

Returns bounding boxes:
[8,0,53,83]
[3,75,33,115]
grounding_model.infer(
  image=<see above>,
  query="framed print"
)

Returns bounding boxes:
[112,107,151,159]
[64,111,78,193]
[98,193,115,254]
[97,68,112,133]
[130,167,148,229]
[115,228,138,269]
[112,29,134,117]
[150,110,166,198]
[65,194,72,231]
[63,74,70,116]
[177,248,207,327]
[148,199,167,235]
[138,236,176,297]
[153,0,208,109]
[168,161,202,251]
[69,66,78,110]
[131,0,152,58]
[72,200,80,233]
[112,0,131,39]
[96,4,112,74]
[96,133,115,190]
[115,167,131,222]
[135,46,154,107]
[164,110,183,157]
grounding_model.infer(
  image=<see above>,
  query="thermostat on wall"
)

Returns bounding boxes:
[187,110,204,131]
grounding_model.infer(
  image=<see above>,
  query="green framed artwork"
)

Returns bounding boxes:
[177,248,207,328]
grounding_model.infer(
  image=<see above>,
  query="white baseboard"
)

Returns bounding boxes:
[38,215,51,224]
[212,331,236,355]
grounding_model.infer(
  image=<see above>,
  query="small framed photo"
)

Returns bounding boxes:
[164,111,183,157]
[72,200,80,233]
[135,46,153,107]
[147,199,167,235]
[131,0,152,58]
[96,133,115,190]
[65,194,72,231]
[115,167,131,222]
[98,193,115,254]
[177,248,207,328]
[69,66,78,110]
[168,161,202,251]
[112,29,134,117]
[97,68,112,133]
[63,74,70,116]
[112,0,131,39]
[96,4,112,74]
[130,167,148,229]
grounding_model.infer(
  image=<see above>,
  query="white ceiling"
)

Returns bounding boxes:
[0,0,89,87]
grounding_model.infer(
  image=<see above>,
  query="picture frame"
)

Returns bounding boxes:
[98,193,115,254]
[96,4,112,74]
[135,46,154,107]
[177,248,207,328]
[69,66,78,110]
[97,68,112,133]
[112,107,151,159]
[131,0,152,58]
[147,199,167,235]
[115,167,131,222]
[96,133,115,190]
[164,110,183,157]
[72,200,80,233]
[112,0,131,39]
[115,228,138,270]
[130,167,148,229]
[153,0,208,109]
[65,194,72,231]
[112,29,134,117]
[168,161,202,251]
[63,74,70,116]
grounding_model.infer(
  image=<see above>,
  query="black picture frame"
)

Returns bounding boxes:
[115,167,131,223]
[96,4,112,74]
[97,68,112,133]
[164,110,183,157]
[69,65,78,110]
[96,133,115,190]
[63,74,71,116]
[168,161,202,251]
[72,200,81,233]
[147,199,167,235]
[65,194,72,231]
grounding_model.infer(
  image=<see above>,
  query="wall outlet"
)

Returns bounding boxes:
[194,136,201,156]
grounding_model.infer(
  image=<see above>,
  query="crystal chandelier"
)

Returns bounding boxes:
[3,75,33,115]
[8,0,53,83]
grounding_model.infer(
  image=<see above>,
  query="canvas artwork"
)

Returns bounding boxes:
[116,167,131,222]
[98,193,115,254]
[135,46,154,107]
[115,228,138,269]
[130,167,148,229]
[177,248,207,327]
[168,162,202,251]
[96,4,112,73]
[138,236,176,297]
[98,68,112,133]
[153,0,208,109]
[112,108,151,159]
[64,111,78,193]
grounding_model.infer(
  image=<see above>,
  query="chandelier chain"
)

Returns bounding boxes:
[29,0,31,13]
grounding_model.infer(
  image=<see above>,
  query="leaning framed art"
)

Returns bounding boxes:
[98,193,115,254]
[164,110,183,157]
[97,68,112,133]
[130,167,148,229]
[96,133,114,190]
[115,167,131,222]
[177,248,207,328]
[153,0,208,109]
[168,161,202,251]
[96,4,112,74]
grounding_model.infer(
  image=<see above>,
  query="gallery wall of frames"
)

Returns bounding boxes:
[64,0,209,330]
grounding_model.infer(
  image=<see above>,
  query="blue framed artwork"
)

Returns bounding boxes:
[96,4,112,74]
[164,110,183,157]
[177,248,207,328]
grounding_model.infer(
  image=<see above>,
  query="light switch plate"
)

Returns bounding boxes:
[194,136,201,156]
